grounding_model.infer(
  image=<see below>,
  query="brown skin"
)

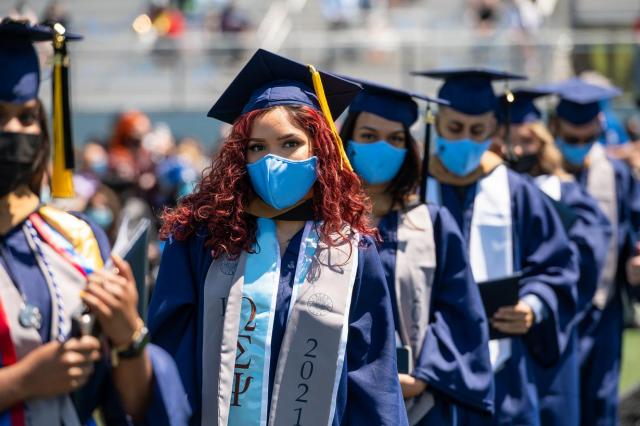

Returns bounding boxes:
[626,243,640,286]
[0,101,151,420]
[346,111,429,397]
[247,107,314,250]
[436,106,496,142]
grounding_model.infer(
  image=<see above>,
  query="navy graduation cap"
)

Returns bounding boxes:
[548,77,621,125]
[496,87,553,125]
[0,19,81,104]
[207,49,362,124]
[0,19,82,198]
[411,67,526,116]
[344,77,449,127]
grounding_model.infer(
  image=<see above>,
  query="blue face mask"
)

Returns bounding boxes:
[247,154,318,210]
[347,140,407,185]
[556,138,593,166]
[435,136,491,177]
[86,207,114,230]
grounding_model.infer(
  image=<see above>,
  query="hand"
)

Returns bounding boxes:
[398,374,427,399]
[491,301,535,335]
[82,255,141,348]
[19,336,101,399]
[626,244,640,286]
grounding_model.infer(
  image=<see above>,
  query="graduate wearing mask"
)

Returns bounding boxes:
[0,19,187,425]
[493,88,612,426]
[146,49,408,425]
[338,79,494,425]
[548,77,640,426]
[413,68,579,426]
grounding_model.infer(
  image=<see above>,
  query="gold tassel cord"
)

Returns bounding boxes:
[51,24,74,198]
[307,65,353,172]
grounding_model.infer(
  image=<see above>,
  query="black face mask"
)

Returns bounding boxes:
[0,132,43,197]
[508,153,539,175]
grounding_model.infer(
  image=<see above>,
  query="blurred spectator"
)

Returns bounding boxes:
[108,110,155,183]
[41,0,70,29]
[84,184,122,242]
[7,1,38,23]
[42,0,70,28]
[469,0,499,33]
[149,3,186,38]
[79,140,110,181]
[220,0,250,33]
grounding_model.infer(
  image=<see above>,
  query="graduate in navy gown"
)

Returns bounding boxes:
[146,49,408,426]
[493,88,612,426]
[0,20,187,425]
[337,78,493,425]
[411,68,579,426]
[546,77,640,426]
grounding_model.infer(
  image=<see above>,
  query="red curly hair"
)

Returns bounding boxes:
[160,105,375,259]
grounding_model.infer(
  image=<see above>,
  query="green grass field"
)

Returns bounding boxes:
[620,329,640,394]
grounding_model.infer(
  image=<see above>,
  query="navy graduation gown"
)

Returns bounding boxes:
[148,229,408,426]
[0,213,189,425]
[572,158,640,426]
[434,169,579,426]
[530,180,612,426]
[377,204,494,425]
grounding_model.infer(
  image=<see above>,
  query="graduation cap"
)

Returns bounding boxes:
[496,87,553,125]
[549,78,622,125]
[0,19,82,198]
[340,77,449,202]
[343,77,449,127]
[411,67,526,115]
[207,48,362,170]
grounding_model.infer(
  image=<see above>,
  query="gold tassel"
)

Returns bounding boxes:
[307,65,353,171]
[51,23,75,198]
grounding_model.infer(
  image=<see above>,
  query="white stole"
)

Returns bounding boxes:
[428,164,514,371]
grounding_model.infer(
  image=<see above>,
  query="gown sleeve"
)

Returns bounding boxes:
[334,236,409,426]
[512,173,579,367]
[145,233,213,424]
[613,160,640,301]
[411,206,494,414]
[559,181,612,314]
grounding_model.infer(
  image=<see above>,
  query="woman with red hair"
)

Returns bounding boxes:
[142,50,408,425]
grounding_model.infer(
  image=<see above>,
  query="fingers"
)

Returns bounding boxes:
[64,336,100,352]
[493,308,527,321]
[111,255,135,286]
[491,319,528,335]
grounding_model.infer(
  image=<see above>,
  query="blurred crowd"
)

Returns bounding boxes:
[48,110,213,282]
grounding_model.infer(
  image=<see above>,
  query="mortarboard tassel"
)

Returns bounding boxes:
[307,65,353,171]
[51,23,75,198]
[503,86,515,162]
[420,103,434,203]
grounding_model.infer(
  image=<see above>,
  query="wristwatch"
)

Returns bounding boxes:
[111,320,150,367]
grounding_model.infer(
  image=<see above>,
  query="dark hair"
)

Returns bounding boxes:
[28,99,51,195]
[339,111,421,210]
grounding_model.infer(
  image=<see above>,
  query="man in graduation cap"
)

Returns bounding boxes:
[0,19,189,425]
[548,77,640,426]
[147,49,409,425]
[494,87,612,426]
[413,68,579,426]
